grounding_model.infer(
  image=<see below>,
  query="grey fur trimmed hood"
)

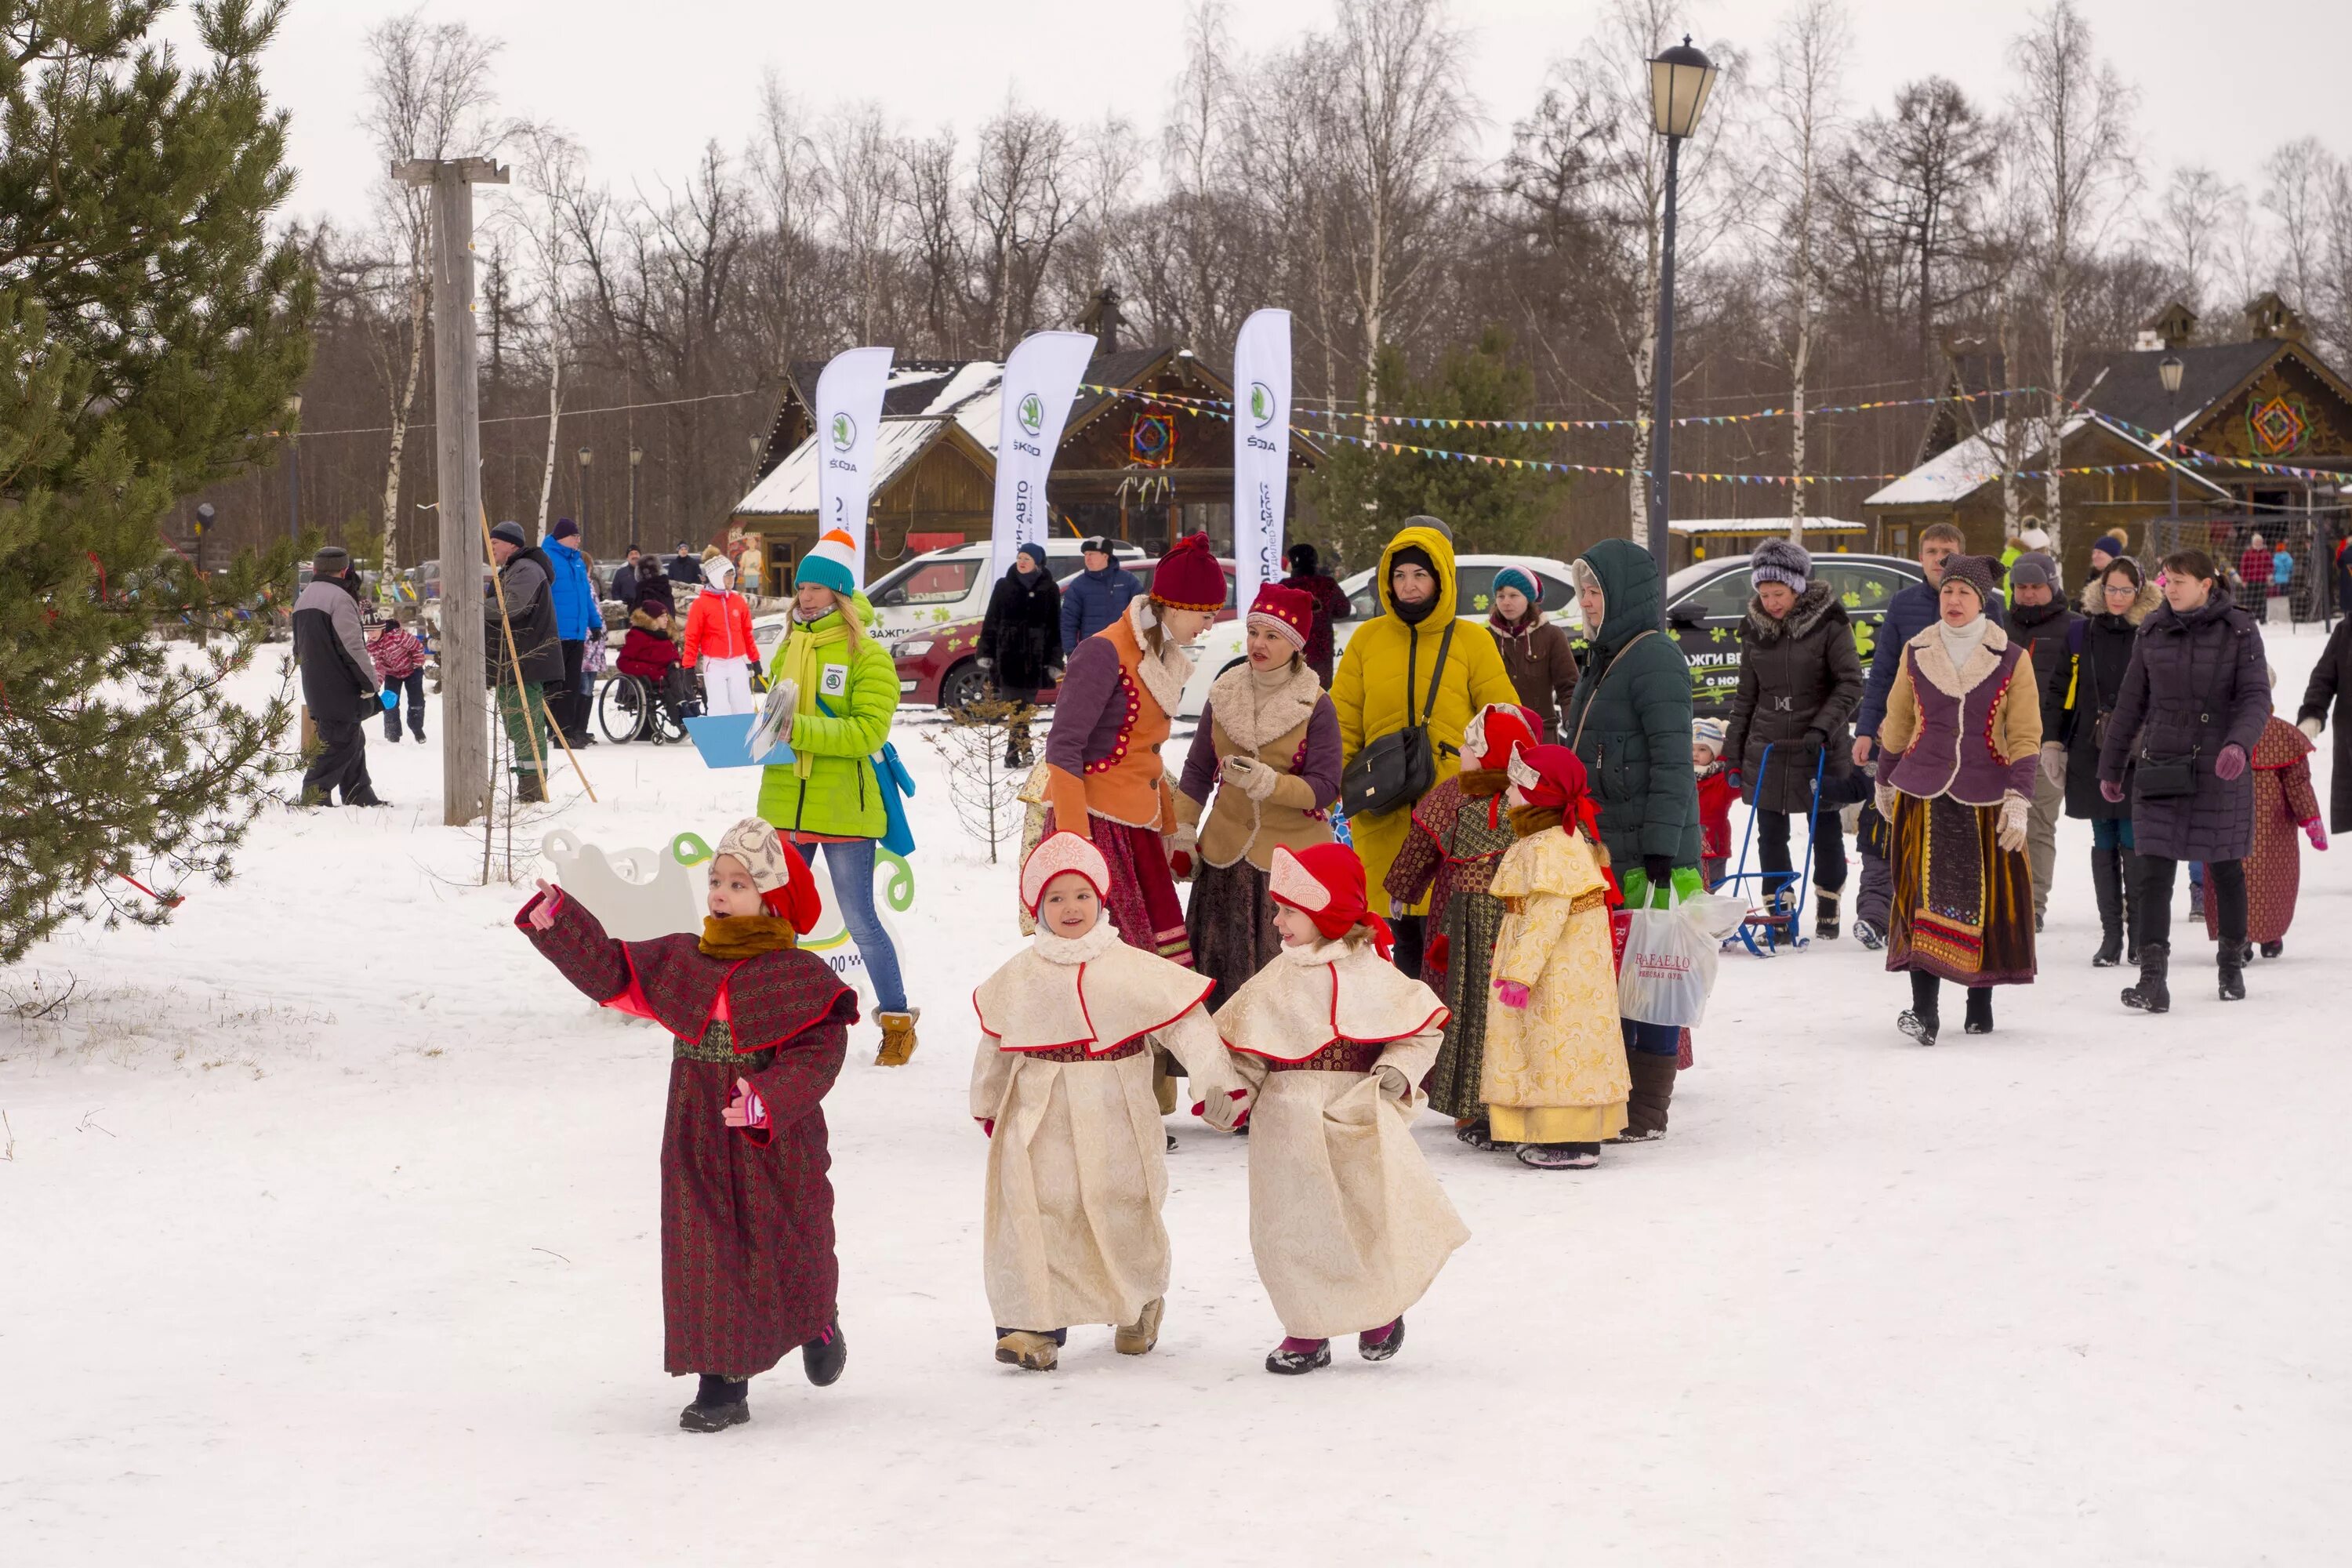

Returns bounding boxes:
[1744,578,1849,644]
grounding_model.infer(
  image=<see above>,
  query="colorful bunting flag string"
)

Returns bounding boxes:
[1080,381,2034,432]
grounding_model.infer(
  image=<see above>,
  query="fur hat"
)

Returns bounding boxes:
[2020,525,2052,553]
[713,817,822,933]
[1491,565,1540,605]
[1082,535,1115,556]
[312,545,350,576]
[1149,532,1226,612]
[1940,554,1998,611]
[488,521,528,550]
[1268,843,1389,950]
[2008,550,2059,590]
[1750,535,1813,594]
[795,528,858,595]
[1463,702,1541,772]
[1020,831,1112,915]
[1246,583,1314,650]
[1691,716,1728,757]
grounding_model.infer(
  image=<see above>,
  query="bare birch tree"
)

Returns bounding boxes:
[1757,0,1849,537]
[2150,165,2244,320]
[493,124,590,535]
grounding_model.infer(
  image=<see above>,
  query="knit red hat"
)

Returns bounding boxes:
[1245,582,1314,649]
[1149,532,1227,612]
[1267,842,1393,954]
[1462,702,1541,772]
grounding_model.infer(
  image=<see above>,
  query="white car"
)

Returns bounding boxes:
[1175,553,1583,718]
[862,539,1145,642]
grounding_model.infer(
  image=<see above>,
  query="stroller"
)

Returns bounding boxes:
[1712,741,1827,957]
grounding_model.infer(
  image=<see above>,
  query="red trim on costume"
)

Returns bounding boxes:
[973,974,1215,1057]
[601,948,662,1024]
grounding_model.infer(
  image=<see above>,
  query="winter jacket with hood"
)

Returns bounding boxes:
[617,607,682,681]
[293,572,380,721]
[2299,615,2352,831]
[1490,610,1580,744]
[979,561,1063,689]
[543,535,601,642]
[1857,573,2005,741]
[2098,586,2270,863]
[1558,538,1702,873]
[1329,523,1518,913]
[681,557,757,666]
[2002,592,2079,739]
[757,592,898,840]
[488,546,566,688]
[1723,580,1864,816]
[2046,575,2159,819]
[1059,561,1142,654]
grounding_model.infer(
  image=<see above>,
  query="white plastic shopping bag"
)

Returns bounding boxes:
[1617,890,1745,1028]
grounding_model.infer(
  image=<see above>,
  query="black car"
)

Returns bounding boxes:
[1661,551,1926,715]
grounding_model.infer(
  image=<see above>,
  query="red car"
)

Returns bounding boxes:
[891,558,1239,710]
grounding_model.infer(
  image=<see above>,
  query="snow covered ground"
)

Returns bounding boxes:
[4,626,2346,1566]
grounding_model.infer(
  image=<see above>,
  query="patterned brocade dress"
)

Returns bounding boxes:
[2203,716,2321,946]
[1385,769,1516,1120]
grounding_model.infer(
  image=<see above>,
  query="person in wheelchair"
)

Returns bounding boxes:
[619,604,696,735]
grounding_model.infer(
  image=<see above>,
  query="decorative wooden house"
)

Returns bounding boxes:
[730,335,1323,593]
[1864,299,2352,588]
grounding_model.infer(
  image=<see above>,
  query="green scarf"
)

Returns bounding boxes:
[776,608,848,780]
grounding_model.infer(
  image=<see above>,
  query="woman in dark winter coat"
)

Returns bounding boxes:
[2040,558,2160,966]
[1487,565,1579,743]
[978,542,1063,766]
[1279,542,1352,688]
[1560,538,1700,1132]
[2097,550,2271,1013]
[1723,538,1864,939]
[2299,614,2352,833]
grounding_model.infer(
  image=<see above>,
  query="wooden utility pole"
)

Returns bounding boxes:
[394,156,510,826]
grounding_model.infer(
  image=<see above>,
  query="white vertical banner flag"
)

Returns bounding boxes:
[986,330,1098,585]
[1231,309,1293,613]
[814,346,895,589]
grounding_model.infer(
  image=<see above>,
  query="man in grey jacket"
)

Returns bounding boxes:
[292,545,387,806]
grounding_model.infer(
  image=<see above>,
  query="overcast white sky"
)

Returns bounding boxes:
[209,0,2351,229]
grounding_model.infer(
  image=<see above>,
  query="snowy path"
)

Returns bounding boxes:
[3,629,2346,1565]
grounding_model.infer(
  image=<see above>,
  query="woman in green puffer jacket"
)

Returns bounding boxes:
[1559,537,1702,1142]
[757,533,916,1065]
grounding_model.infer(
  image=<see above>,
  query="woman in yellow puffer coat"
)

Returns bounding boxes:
[1330,521,1518,977]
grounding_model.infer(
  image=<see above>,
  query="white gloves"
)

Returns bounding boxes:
[2302,717,2325,740]
[1874,782,1899,821]
[2040,742,2067,785]
[1377,1065,1411,1103]
[1996,790,2030,854]
[1223,753,1281,801]
[1202,1085,1252,1132]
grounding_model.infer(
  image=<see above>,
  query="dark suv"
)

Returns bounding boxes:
[1662,551,1925,714]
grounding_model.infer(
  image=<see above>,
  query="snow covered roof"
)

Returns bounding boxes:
[1864,416,2085,507]
[736,363,1005,518]
[1671,516,1864,535]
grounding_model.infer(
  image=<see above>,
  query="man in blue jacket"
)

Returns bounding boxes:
[1059,536,1142,655]
[543,517,601,743]
[1848,521,2005,946]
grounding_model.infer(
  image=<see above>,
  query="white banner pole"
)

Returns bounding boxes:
[1231,309,1293,613]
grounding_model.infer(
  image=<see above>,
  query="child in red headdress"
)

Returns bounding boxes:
[1483,744,1628,1170]
[1212,843,1471,1374]
[517,816,858,1433]
[1385,701,1540,1145]
[969,832,1241,1373]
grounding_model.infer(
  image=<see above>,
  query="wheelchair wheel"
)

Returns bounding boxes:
[597,673,654,742]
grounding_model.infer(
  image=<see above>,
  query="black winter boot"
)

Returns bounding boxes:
[2217,939,2248,1001]
[679,1374,750,1432]
[802,1319,847,1386]
[2090,848,2125,967]
[1898,971,1940,1046]
[2122,942,2171,1014]
[1964,986,1994,1035]
[1815,887,1842,940]
[2121,851,2144,964]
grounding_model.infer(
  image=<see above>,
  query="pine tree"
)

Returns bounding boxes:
[0,2,317,963]
[1303,326,1571,569]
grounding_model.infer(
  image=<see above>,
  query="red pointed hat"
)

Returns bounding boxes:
[1246,582,1314,649]
[1506,742,1591,811]
[1019,830,1112,914]
[1268,842,1393,953]
[1149,532,1227,612]
[1462,702,1541,772]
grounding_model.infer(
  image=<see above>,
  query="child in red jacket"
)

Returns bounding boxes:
[1693,717,1735,890]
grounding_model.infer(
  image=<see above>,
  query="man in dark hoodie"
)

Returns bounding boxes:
[1848,522,2005,946]
[2002,550,2080,926]
[487,521,568,801]
[292,545,388,807]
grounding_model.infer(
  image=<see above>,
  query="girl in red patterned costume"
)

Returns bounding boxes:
[2202,696,2328,956]
[519,817,858,1432]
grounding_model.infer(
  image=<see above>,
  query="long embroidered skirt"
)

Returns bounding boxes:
[2205,768,2303,945]
[1886,792,2037,987]
[1185,856,1278,1013]
[1040,808,1192,967]
[1425,886,1507,1120]
[660,1039,837,1378]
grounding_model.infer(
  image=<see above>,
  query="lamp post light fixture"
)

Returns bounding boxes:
[629,445,643,542]
[285,393,303,546]
[1642,34,1719,593]
[2159,354,2185,519]
[576,445,593,544]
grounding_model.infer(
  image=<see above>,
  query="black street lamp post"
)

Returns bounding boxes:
[629,445,642,543]
[1644,35,1719,595]
[577,445,593,545]
[285,394,302,546]
[2159,354,2185,521]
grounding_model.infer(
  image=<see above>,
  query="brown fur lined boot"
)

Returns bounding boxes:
[1612,1048,1678,1142]
[874,1008,920,1066]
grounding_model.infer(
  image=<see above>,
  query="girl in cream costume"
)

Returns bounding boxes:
[1214,843,1470,1374]
[970,833,1241,1372]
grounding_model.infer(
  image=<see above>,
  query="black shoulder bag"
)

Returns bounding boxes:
[1340,619,1454,818]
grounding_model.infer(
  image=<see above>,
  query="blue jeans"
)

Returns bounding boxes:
[787,838,908,1013]
[1624,1018,1681,1058]
[2091,818,2136,850]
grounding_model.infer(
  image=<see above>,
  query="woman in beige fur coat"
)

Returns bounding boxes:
[971,833,1240,1372]
[1212,843,1469,1375]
